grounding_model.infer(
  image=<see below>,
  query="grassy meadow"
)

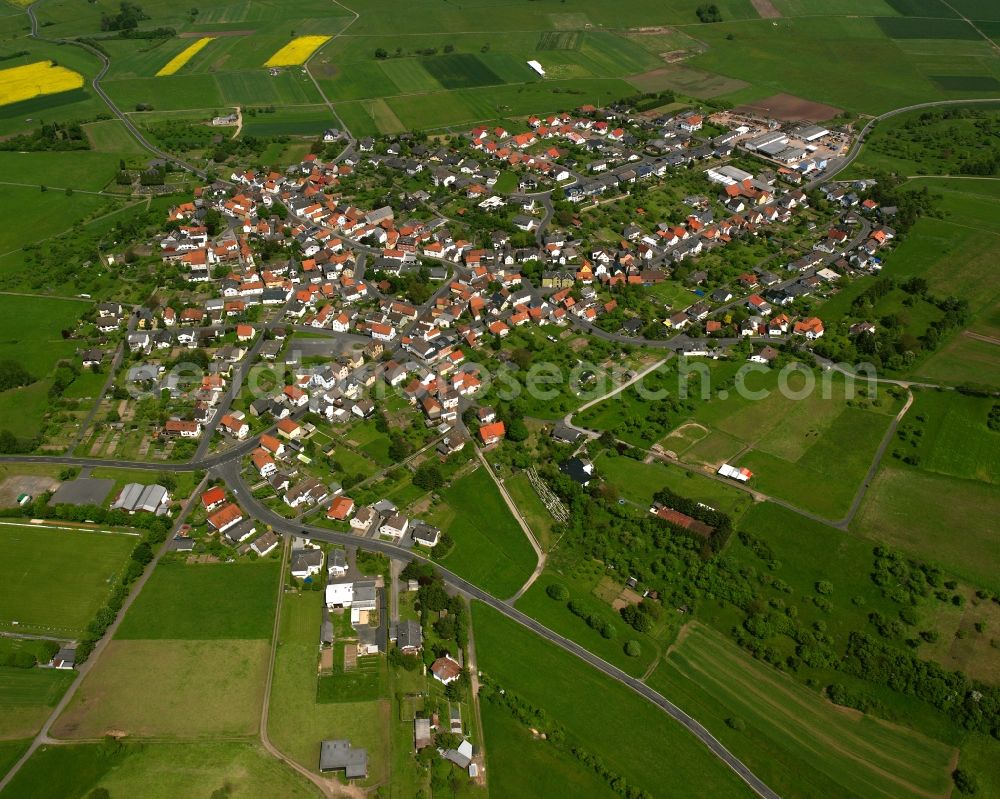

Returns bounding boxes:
[114,560,279,639]
[432,465,537,599]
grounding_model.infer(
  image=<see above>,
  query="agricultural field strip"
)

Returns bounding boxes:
[664,625,953,796]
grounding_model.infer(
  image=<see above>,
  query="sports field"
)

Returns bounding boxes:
[648,622,956,799]
[0,524,136,635]
[431,466,537,599]
[472,602,755,798]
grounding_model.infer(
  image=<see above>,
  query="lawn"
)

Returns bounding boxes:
[648,622,956,799]
[267,591,390,787]
[0,667,75,739]
[115,560,279,639]
[50,638,270,739]
[0,740,321,799]
[480,702,615,799]
[0,524,136,635]
[432,466,537,599]
[472,602,755,798]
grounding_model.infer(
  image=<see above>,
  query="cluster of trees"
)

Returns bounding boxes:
[989,403,1000,432]
[369,266,436,305]
[620,600,661,633]
[568,597,617,639]
[0,121,90,152]
[816,273,969,370]
[374,43,455,59]
[843,632,1000,735]
[412,462,445,491]
[0,360,33,392]
[0,640,59,669]
[696,4,723,22]
[478,676,653,799]
[100,1,149,31]
[403,560,468,652]
[869,108,1000,177]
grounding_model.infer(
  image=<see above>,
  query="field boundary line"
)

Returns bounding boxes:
[0,520,139,536]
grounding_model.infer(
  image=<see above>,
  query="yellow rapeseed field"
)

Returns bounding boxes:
[0,60,85,108]
[155,37,215,77]
[264,35,331,67]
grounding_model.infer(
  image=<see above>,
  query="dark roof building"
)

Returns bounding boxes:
[319,740,368,779]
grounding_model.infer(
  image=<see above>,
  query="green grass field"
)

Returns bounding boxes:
[115,561,279,639]
[648,622,956,799]
[432,466,537,599]
[0,295,90,377]
[480,701,616,799]
[0,740,321,799]
[0,667,75,740]
[579,365,900,520]
[472,602,754,798]
[898,390,1000,484]
[50,638,270,739]
[852,466,1000,593]
[0,524,136,635]
[0,190,110,254]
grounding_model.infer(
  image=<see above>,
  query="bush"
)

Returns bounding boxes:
[953,769,978,795]
[546,583,569,601]
[624,640,641,657]
[725,717,746,731]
